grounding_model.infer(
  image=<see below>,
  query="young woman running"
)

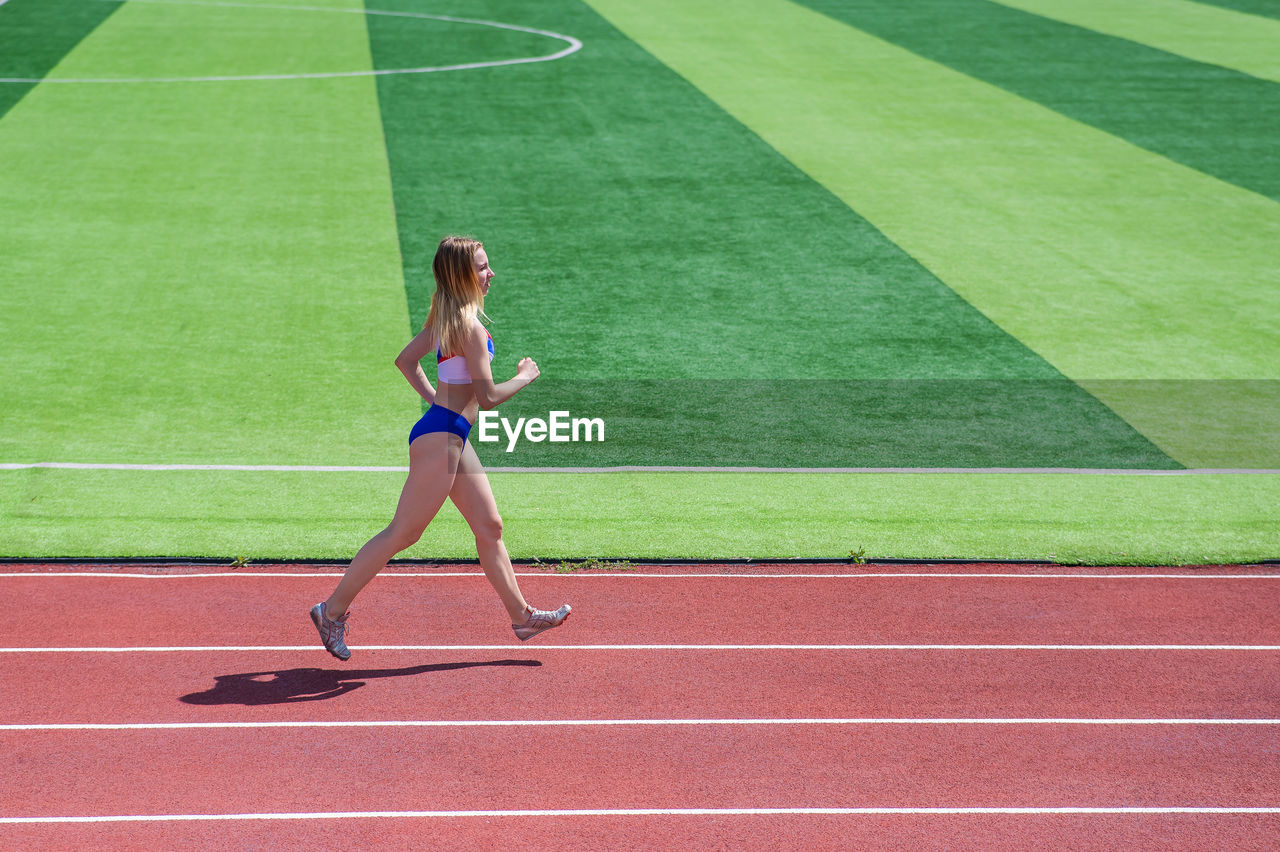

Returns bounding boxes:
[310,235,570,661]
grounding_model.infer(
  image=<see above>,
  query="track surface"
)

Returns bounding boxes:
[2,563,1279,850]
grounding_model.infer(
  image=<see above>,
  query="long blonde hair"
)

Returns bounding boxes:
[425,235,489,356]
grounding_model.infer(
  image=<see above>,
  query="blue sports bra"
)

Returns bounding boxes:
[436,327,494,384]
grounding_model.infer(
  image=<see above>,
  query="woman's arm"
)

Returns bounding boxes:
[462,322,539,410]
[394,326,437,405]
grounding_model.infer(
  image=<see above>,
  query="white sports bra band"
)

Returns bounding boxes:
[436,328,494,384]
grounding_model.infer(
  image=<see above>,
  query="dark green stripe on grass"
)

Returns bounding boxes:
[366,0,1175,468]
[797,0,1280,201]
[0,0,122,119]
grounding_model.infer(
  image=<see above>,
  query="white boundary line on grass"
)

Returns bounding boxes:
[3,462,1278,473]
[4,644,1279,652]
[4,807,1279,823]
[4,717,1279,732]
[0,0,583,84]
[3,571,1278,579]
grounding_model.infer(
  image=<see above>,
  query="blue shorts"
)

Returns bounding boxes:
[409,404,472,445]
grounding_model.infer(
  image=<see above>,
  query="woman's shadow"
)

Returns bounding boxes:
[180,659,541,706]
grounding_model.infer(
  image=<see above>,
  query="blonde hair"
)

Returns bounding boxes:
[425,235,489,357]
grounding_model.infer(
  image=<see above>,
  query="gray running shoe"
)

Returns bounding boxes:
[310,602,351,661]
[513,604,571,642]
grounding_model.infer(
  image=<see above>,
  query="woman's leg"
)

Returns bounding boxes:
[448,441,531,623]
[325,431,463,618]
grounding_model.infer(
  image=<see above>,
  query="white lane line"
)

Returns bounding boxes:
[0,1,583,84]
[4,807,1279,823]
[2,572,1278,580]
[5,718,1279,732]
[4,462,1279,474]
[3,644,1278,653]
[0,463,408,471]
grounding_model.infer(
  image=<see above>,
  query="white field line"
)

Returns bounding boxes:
[4,718,1279,732]
[4,807,1280,823]
[3,644,1279,653]
[0,463,409,471]
[0,0,582,84]
[3,462,1279,474]
[2,572,1277,580]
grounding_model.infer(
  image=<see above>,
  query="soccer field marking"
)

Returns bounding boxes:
[5,717,1279,732]
[5,572,1279,580]
[4,807,1278,823]
[0,0,582,84]
[4,462,1278,474]
[4,644,1279,653]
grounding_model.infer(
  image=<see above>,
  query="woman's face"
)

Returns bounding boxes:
[474,247,494,296]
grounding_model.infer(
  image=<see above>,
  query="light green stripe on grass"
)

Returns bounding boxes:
[0,0,409,465]
[993,0,1280,83]
[2,469,1276,564]
[583,0,1280,467]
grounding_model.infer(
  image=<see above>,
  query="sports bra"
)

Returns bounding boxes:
[436,327,494,385]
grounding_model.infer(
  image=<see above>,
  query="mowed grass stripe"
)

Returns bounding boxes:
[0,0,409,465]
[2,468,1277,563]
[0,0,121,119]
[1190,0,1280,20]
[992,0,1280,83]
[366,0,1170,469]
[584,0,1280,468]
[797,0,1280,202]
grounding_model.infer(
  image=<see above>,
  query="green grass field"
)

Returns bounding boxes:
[1,0,1277,562]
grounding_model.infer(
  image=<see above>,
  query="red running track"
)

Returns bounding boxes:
[2,649,1279,723]
[7,566,1280,646]
[5,814,1280,851]
[5,725,1279,811]
[2,564,1279,850]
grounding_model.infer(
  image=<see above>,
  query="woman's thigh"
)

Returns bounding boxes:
[391,431,464,532]
[448,441,502,539]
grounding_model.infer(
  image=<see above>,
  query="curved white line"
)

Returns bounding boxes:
[0,0,582,84]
